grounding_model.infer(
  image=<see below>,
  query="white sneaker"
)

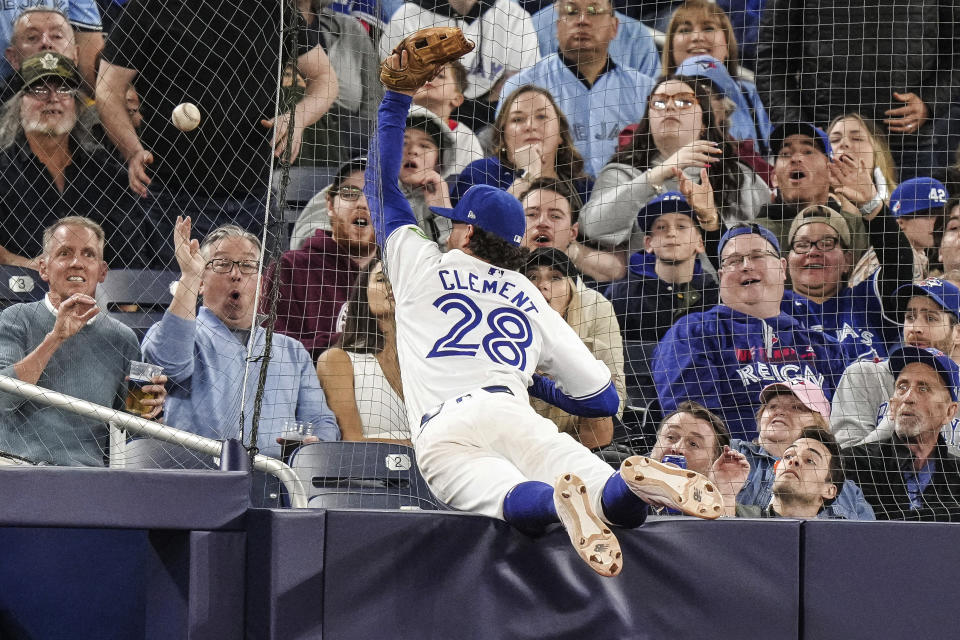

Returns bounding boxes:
[620,456,724,520]
[554,472,622,578]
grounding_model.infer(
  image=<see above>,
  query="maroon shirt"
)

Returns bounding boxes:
[261,230,361,359]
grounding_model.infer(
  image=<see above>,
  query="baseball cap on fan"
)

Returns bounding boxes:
[888,346,960,401]
[636,191,695,234]
[717,222,781,257]
[19,51,81,89]
[430,185,526,247]
[889,177,949,218]
[759,378,832,419]
[769,122,832,159]
[891,277,960,325]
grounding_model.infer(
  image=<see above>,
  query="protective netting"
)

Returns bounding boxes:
[0,0,957,519]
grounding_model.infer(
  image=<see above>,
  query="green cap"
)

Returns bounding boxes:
[19,52,80,89]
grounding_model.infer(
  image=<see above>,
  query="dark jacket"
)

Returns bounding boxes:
[755,0,960,128]
[261,230,362,359]
[605,253,719,342]
[0,135,147,268]
[842,435,960,521]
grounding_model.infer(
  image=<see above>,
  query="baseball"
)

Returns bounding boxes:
[171,102,201,132]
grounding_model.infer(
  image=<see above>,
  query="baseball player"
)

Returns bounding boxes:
[366,34,722,578]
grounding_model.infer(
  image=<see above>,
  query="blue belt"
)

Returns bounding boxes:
[419,385,514,428]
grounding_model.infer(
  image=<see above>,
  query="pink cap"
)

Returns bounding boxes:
[758,379,831,419]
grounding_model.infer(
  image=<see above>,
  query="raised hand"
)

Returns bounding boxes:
[127,149,153,198]
[883,92,929,134]
[709,445,751,516]
[829,152,876,209]
[512,143,544,179]
[418,170,452,209]
[261,110,305,163]
[51,294,100,343]
[662,139,723,171]
[674,166,720,231]
[173,216,205,282]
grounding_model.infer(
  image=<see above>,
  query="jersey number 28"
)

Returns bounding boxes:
[426,292,533,369]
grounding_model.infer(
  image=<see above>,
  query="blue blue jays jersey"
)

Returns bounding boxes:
[654,305,847,440]
[781,270,901,364]
[499,53,656,177]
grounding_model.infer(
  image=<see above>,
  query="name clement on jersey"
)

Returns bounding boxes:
[438,268,541,314]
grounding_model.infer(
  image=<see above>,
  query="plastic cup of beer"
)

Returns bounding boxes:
[126,361,163,416]
[281,420,315,441]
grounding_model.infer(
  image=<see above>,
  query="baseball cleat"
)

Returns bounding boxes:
[620,456,724,519]
[554,472,622,578]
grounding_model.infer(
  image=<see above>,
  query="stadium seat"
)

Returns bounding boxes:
[614,340,664,453]
[623,340,661,407]
[274,165,340,223]
[288,441,446,510]
[97,269,177,340]
[0,265,48,309]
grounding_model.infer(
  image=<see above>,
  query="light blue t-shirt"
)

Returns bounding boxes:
[0,0,102,80]
[499,53,656,177]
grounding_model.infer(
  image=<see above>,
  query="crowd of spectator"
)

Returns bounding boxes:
[1,0,960,523]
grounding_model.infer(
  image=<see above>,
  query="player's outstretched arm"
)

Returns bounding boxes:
[365,88,418,248]
[528,374,620,418]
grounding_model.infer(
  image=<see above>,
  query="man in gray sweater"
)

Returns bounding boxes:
[0,216,166,466]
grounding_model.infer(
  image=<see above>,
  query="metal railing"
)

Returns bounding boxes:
[0,374,308,508]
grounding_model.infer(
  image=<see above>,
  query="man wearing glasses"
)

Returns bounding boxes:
[499,0,656,176]
[653,223,846,440]
[262,156,377,359]
[782,204,910,363]
[142,217,340,475]
[0,51,146,269]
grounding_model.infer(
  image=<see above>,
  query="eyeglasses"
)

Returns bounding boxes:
[558,3,612,20]
[791,236,841,254]
[649,93,699,111]
[206,258,260,274]
[25,84,78,100]
[336,185,364,201]
[719,250,780,271]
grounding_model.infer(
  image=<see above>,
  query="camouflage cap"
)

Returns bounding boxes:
[19,51,80,89]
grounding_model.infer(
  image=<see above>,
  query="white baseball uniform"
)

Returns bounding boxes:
[369,91,617,518]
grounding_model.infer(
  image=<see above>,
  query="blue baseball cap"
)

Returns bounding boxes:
[770,122,832,159]
[675,55,740,100]
[889,177,949,218]
[888,346,960,401]
[637,191,694,233]
[892,277,960,324]
[717,223,781,258]
[430,185,526,247]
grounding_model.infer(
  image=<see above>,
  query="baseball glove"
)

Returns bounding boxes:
[380,27,475,92]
